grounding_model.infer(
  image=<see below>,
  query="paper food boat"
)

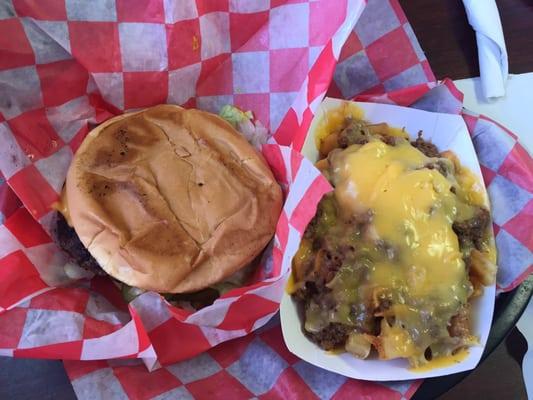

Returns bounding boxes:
[280,98,497,381]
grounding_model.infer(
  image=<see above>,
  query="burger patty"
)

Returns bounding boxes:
[56,212,106,275]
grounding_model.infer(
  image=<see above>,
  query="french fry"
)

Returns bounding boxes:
[319,133,339,157]
[345,333,373,359]
[367,123,389,136]
[469,249,497,286]
[315,158,329,172]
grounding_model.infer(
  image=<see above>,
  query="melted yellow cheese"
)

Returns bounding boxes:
[286,272,297,294]
[322,138,480,364]
[410,348,469,372]
[380,319,417,359]
[331,140,469,301]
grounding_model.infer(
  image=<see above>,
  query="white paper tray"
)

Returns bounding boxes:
[280,98,496,381]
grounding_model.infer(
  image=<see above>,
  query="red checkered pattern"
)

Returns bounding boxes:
[462,113,533,290]
[0,0,531,399]
[62,318,422,400]
[326,0,434,101]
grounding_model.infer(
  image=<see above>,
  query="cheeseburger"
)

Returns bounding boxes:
[55,105,282,302]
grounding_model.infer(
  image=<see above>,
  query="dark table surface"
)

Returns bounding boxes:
[400,0,533,80]
[1,1,532,399]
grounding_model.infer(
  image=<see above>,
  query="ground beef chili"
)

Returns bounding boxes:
[317,250,344,284]
[452,208,490,250]
[337,118,371,148]
[448,305,471,338]
[293,193,374,351]
[56,212,105,275]
[411,131,440,158]
[307,322,351,350]
[425,160,451,177]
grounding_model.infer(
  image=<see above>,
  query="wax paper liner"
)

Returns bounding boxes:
[1,0,532,399]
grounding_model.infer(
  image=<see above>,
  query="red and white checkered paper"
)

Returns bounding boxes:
[1,0,532,399]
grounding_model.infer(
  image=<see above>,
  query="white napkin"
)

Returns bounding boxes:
[462,0,508,100]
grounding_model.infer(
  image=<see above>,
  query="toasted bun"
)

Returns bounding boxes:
[64,105,282,293]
